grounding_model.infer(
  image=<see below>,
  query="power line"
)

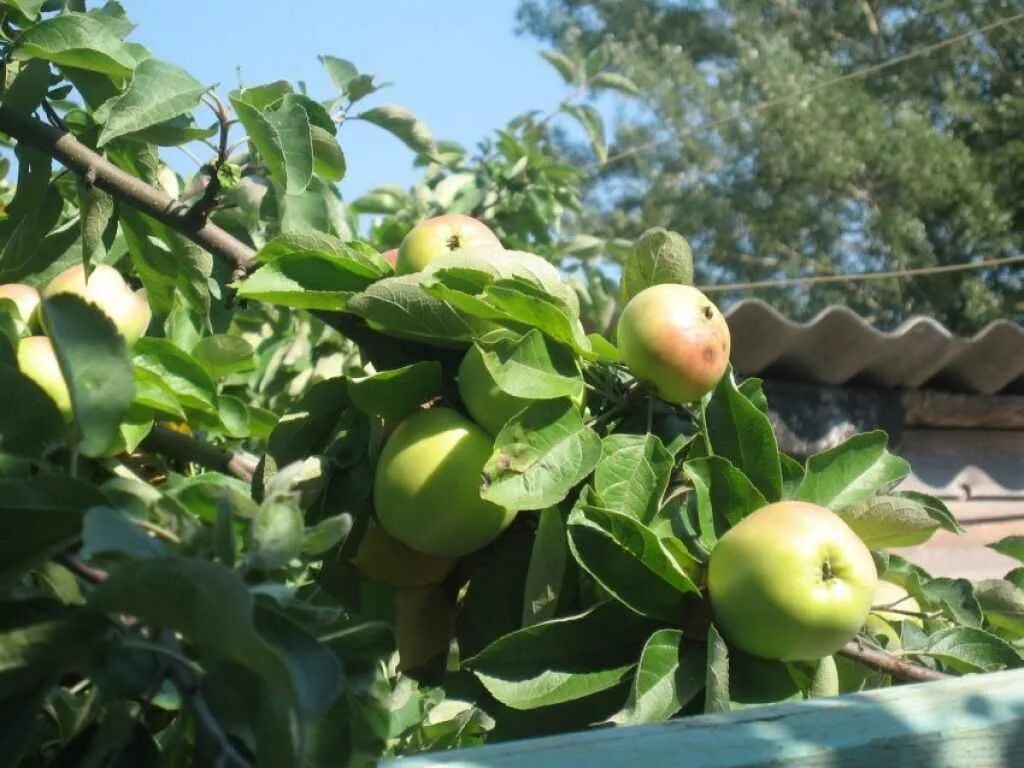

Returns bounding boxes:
[590,10,1024,173]
[697,253,1024,293]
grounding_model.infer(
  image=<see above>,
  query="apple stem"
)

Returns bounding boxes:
[840,639,950,683]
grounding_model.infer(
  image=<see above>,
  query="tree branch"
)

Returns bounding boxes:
[141,425,257,484]
[0,105,256,278]
[840,639,950,683]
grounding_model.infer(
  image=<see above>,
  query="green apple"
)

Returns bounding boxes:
[457,344,533,436]
[17,336,72,417]
[616,283,731,404]
[0,283,41,329]
[396,214,502,274]
[43,264,151,345]
[707,501,878,661]
[352,523,456,588]
[374,407,516,557]
[871,579,923,627]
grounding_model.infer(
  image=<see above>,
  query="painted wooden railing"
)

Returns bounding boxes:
[385,668,1024,767]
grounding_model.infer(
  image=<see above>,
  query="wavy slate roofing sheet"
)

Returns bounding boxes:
[725,300,1024,396]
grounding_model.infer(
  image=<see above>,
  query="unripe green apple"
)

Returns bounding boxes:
[457,344,532,436]
[17,336,72,417]
[871,579,923,627]
[707,501,878,661]
[616,283,731,404]
[352,523,456,588]
[396,214,502,274]
[43,264,151,345]
[373,407,515,557]
[0,283,41,329]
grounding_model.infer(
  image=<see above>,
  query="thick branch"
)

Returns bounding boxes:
[141,425,257,484]
[0,106,256,277]
[840,640,950,683]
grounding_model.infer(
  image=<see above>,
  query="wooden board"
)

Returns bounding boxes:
[387,668,1024,767]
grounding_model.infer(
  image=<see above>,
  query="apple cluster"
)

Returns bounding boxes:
[0,264,151,417]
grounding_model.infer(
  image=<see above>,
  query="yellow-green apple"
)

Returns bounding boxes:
[16,336,72,416]
[396,214,502,274]
[43,264,151,345]
[373,407,515,557]
[616,283,731,404]
[708,501,878,661]
[0,283,41,329]
[352,522,456,588]
[871,579,923,627]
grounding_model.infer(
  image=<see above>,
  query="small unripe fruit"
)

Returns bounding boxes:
[374,407,515,557]
[457,344,532,436]
[396,214,502,275]
[17,336,72,416]
[871,580,923,627]
[352,523,456,588]
[0,283,41,328]
[44,264,151,345]
[617,283,730,404]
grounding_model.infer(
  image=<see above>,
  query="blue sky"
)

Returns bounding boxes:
[127,0,569,199]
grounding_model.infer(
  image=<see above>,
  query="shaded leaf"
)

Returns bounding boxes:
[347,361,441,421]
[608,629,705,725]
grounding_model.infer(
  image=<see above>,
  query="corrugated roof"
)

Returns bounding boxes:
[725,300,1024,395]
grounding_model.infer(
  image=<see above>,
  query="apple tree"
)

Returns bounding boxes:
[0,3,1022,767]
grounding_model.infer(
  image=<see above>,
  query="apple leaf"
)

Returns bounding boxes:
[567,503,698,621]
[837,494,945,549]
[0,476,106,587]
[607,629,705,725]
[483,399,601,511]
[619,227,694,303]
[41,295,135,458]
[594,433,674,524]
[133,338,217,414]
[683,455,768,547]
[704,624,730,713]
[913,627,1023,673]
[974,578,1024,639]
[475,329,583,401]
[319,54,358,93]
[14,13,137,78]
[347,361,442,421]
[357,105,434,156]
[521,507,568,627]
[132,366,185,419]
[0,364,66,459]
[231,90,313,195]
[540,50,578,84]
[990,536,1024,563]
[311,125,346,181]
[920,577,983,627]
[191,335,256,378]
[795,431,910,511]
[704,370,782,502]
[248,495,304,572]
[464,601,657,710]
[97,58,206,146]
[589,71,642,97]
[562,103,607,163]
[483,278,592,356]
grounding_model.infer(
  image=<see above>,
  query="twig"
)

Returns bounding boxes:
[56,552,109,583]
[840,639,950,683]
[132,517,182,545]
[0,105,256,277]
[140,425,257,484]
[188,94,233,225]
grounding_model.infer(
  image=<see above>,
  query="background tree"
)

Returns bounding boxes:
[517,0,1024,332]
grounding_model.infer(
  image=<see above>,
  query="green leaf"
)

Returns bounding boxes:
[608,630,705,725]
[319,54,358,93]
[41,295,134,457]
[3,59,51,115]
[0,364,66,459]
[921,578,983,627]
[540,50,578,84]
[231,91,313,194]
[704,624,730,713]
[589,71,642,96]
[568,504,698,620]
[0,477,105,586]
[81,505,167,559]
[347,361,441,421]
[795,431,910,511]
[311,125,346,181]
[357,105,434,156]
[14,13,137,78]
[132,366,185,419]
[78,184,113,268]
[302,515,352,557]
[133,338,217,414]
[593,433,674,523]
[4,0,45,20]
[249,495,306,571]
[482,399,601,511]
[990,536,1024,563]
[683,456,768,547]
[191,335,255,378]
[975,578,1024,639]
[465,601,656,710]
[837,493,951,549]
[476,329,583,401]
[704,371,782,502]
[97,58,205,146]
[915,627,1022,673]
[521,506,568,627]
[620,228,694,303]
[483,279,591,355]
[562,104,607,163]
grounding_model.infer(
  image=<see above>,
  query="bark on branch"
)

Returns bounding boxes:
[840,640,950,683]
[141,425,258,484]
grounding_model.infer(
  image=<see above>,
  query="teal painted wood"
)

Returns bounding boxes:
[384,668,1024,767]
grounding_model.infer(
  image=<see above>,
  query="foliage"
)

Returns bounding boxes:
[516,0,1024,332]
[0,3,1020,768]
